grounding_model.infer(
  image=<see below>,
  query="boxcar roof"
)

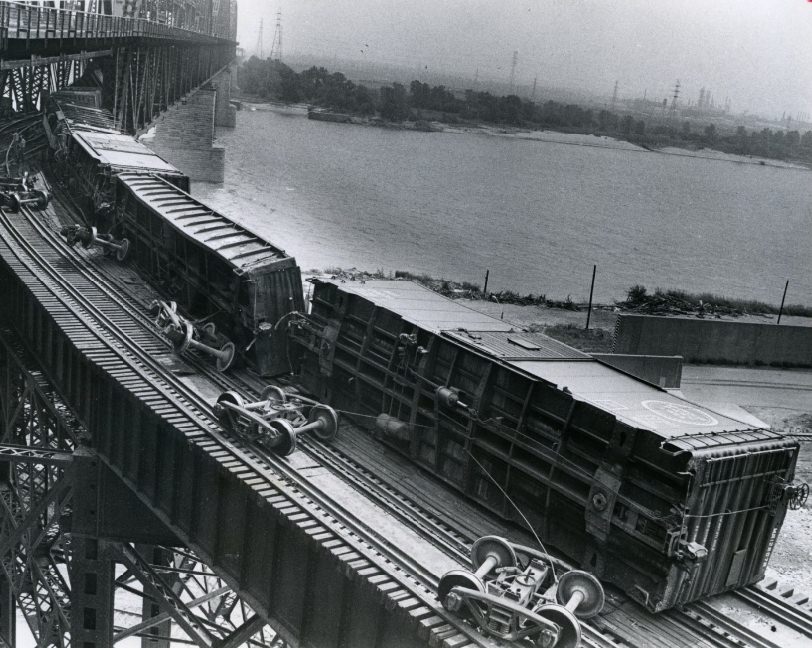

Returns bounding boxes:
[317,279,514,332]
[444,329,589,360]
[118,173,292,272]
[511,359,761,438]
[72,131,180,173]
[320,279,766,440]
[55,100,119,133]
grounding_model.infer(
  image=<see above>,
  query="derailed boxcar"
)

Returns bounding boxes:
[45,98,189,219]
[290,279,804,612]
[114,172,304,375]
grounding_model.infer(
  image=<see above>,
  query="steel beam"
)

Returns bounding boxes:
[0,327,282,648]
[111,543,218,648]
[0,444,73,465]
[0,50,112,70]
[0,573,13,648]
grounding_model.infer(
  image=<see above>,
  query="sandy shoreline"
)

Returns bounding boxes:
[237,98,810,171]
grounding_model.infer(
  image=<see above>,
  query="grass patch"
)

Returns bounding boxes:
[621,285,812,317]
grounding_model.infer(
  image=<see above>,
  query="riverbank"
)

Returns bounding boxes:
[236,97,810,170]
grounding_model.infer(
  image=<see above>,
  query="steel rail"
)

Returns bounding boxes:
[13,204,811,648]
[731,586,812,640]
[0,205,491,648]
[40,208,808,648]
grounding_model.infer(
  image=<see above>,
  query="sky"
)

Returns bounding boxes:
[234,0,812,118]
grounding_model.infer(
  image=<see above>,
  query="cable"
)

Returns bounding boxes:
[464,449,558,582]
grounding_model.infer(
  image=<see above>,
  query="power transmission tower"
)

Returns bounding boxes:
[270,9,282,62]
[509,50,518,94]
[668,79,680,122]
[256,18,264,58]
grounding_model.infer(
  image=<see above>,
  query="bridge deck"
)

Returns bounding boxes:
[0,203,489,648]
[0,182,808,647]
[0,1,228,50]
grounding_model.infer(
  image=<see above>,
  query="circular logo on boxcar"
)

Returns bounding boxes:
[641,400,718,426]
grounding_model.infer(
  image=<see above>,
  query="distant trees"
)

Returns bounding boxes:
[237,58,812,164]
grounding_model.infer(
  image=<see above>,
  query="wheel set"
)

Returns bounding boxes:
[438,535,605,648]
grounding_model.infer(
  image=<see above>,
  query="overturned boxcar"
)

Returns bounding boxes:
[289,279,804,612]
[113,173,304,375]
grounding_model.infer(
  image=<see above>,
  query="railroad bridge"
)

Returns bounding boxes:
[0,4,506,648]
[2,4,812,648]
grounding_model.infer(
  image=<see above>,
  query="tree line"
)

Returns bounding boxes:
[239,57,812,164]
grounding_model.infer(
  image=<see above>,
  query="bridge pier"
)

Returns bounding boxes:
[148,84,227,183]
[214,65,237,128]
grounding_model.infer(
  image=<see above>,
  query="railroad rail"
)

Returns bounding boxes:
[39,196,812,648]
[0,203,494,647]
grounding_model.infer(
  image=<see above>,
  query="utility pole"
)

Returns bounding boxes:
[509,50,518,94]
[531,76,537,101]
[610,80,618,112]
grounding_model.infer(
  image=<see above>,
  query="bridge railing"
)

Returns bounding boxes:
[0,1,230,46]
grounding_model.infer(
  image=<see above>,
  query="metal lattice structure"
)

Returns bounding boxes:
[0,328,282,648]
[0,0,236,129]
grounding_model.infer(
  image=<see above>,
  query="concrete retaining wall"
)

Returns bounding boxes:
[613,314,812,367]
[591,353,683,388]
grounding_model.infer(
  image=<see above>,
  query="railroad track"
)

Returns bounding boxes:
[0,204,494,648]
[6,203,810,648]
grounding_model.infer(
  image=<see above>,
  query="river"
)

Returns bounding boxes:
[192,107,812,305]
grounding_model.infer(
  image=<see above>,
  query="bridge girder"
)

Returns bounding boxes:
[0,329,281,648]
[111,41,232,133]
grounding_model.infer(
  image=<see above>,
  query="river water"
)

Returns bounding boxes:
[193,108,812,304]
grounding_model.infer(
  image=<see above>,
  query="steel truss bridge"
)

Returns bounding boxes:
[3,3,812,648]
[1,0,235,131]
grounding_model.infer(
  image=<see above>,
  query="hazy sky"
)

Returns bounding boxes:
[235,0,812,117]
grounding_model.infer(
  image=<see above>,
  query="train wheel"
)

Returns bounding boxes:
[172,320,194,354]
[216,391,245,433]
[556,571,604,619]
[82,226,98,249]
[34,190,50,209]
[532,604,580,648]
[437,569,485,614]
[471,535,518,572]
[116,238,130,262]
[268,419,297,456]
[260,385,287,404]
[308,405,339,442]
[216,342,236,372]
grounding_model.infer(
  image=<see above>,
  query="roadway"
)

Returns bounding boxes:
[678,364,812,430]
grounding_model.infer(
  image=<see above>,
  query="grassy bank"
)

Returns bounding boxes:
[622,285,812,318]
[316,268,811,319]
